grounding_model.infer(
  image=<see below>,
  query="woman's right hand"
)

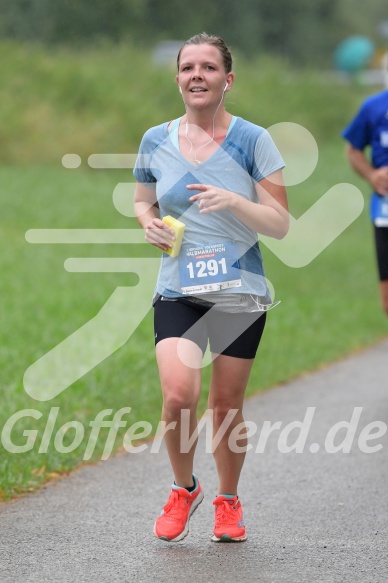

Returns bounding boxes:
[145,218,175,252]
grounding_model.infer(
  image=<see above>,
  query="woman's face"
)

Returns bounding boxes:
[176,44,233,110]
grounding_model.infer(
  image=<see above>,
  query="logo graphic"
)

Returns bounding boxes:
[23,123,364,401]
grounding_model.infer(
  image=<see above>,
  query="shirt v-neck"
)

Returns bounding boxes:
[168,116,238,168]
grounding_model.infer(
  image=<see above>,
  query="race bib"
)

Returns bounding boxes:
[380,131,388,148]
[370,193,388,226]
[179,242,241,294]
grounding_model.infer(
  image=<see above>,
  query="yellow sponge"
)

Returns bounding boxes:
[162,215,185,257]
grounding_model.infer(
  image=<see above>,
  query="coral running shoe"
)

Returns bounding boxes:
[154,475,204,542]
[212,495,247,542]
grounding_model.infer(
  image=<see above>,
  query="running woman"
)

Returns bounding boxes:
[134,33,289,542]
[342,87,388,315]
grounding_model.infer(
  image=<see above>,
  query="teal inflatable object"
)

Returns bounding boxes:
[334,36,375,73]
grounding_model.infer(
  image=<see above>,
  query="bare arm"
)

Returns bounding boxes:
[133,182,174,252]
[346,144,388,196]
[187,169,289,239]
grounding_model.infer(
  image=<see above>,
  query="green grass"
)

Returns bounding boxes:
[0,40,375,164]
[1,143,387,500]
[0,41,386,500]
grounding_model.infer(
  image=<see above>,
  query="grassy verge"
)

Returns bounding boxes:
[0,41,386,499]
[1,140,387,500]
[0,40,376,164]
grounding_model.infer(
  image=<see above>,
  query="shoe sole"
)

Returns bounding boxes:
[155,490,204,542]
[211,533,247,543]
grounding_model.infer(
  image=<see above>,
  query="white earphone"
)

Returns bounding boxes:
[179,86,182,94]
[224,83,228,91]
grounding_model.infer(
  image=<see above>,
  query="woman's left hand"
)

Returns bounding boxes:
[187,184,236,213]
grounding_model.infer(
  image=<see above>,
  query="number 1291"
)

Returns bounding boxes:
[186,258,227,279]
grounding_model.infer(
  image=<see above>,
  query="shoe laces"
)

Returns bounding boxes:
[163,489,190,517]
[215,499,238,524]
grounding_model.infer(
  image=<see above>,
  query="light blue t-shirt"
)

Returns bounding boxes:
[134,116,285,302]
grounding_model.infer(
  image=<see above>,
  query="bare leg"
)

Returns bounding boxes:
[379,280,388,315]
[208,354,254,495]
[156,337,203,488]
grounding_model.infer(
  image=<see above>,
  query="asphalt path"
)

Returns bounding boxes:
[1,339,387,582]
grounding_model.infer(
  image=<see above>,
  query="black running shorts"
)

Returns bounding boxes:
[154,296,267,359]
[374,226,388,281]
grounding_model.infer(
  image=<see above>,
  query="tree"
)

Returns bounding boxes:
[0,0,386,66]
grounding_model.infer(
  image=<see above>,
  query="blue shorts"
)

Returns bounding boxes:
[153,296,267,359]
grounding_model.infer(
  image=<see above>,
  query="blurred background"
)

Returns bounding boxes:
[0,0,387,162]
[1,0,388,499]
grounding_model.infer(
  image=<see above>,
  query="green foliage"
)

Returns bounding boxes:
[0,41,387,500]
[0,145,387,499]
[0,0,387,65]
[0,41,377,165]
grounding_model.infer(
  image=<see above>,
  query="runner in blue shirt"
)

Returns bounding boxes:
[134,33,289,543]
[342,89,388,315]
